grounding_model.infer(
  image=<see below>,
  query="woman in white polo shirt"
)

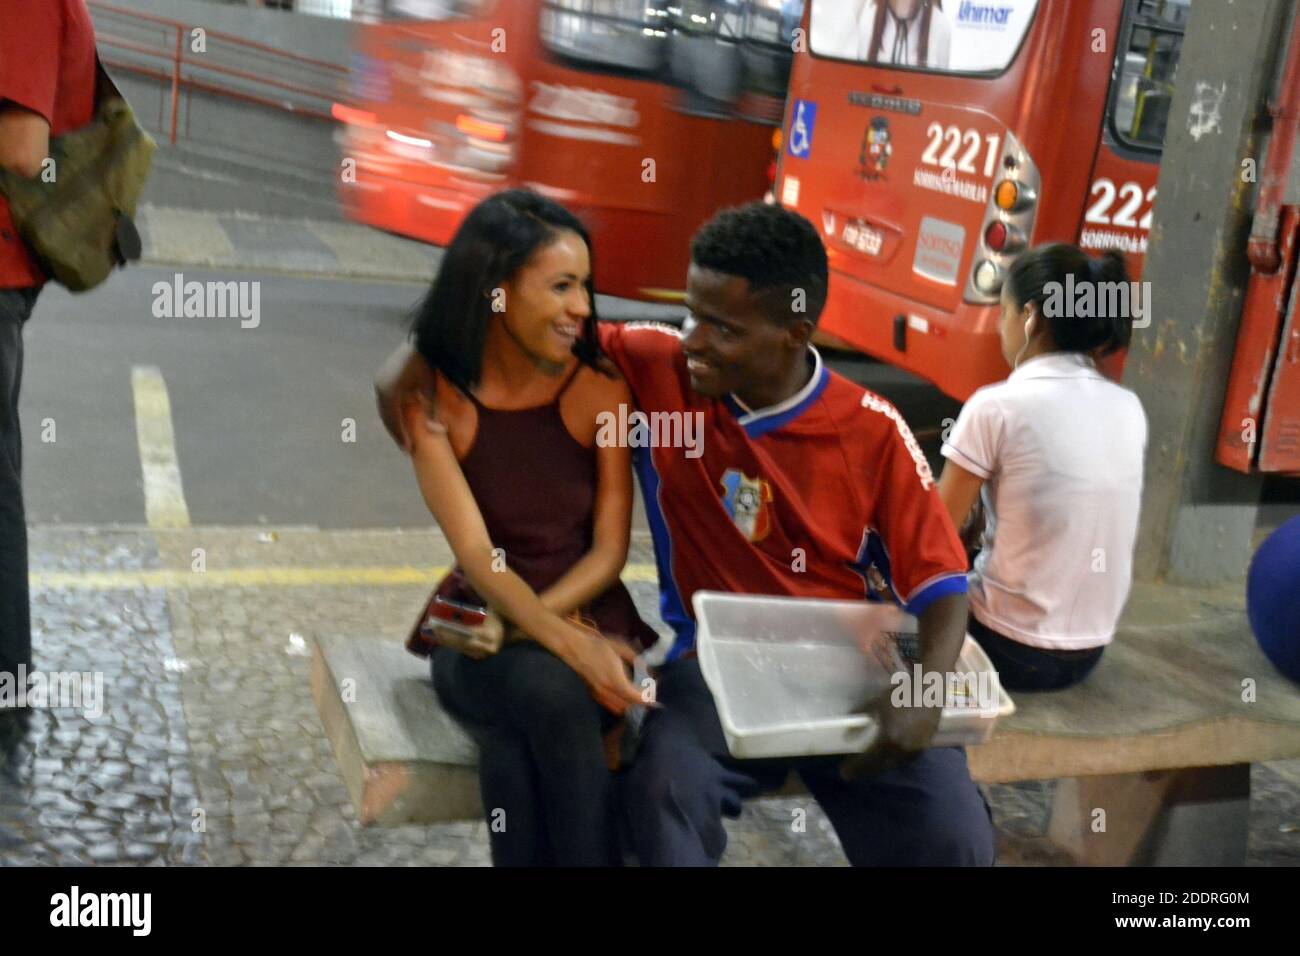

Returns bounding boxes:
[937,243,1148,690]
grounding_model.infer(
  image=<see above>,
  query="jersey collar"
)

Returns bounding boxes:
[724,346,829,438]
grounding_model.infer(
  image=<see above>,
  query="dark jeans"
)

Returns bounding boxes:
[618,657,996,867]
[0,288,36,739]
[968,614,1104,691]
[431,641,620,867]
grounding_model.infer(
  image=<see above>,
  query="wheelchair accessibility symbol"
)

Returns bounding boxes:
[787,100,817,159]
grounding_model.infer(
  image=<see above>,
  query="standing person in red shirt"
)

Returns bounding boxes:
[0,0,98,765]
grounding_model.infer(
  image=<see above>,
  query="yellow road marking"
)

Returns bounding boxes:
[30,562,660,591]
[131,366,191,529]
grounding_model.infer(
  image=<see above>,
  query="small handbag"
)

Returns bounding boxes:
[410,569,648,770]
[0,55,156,292]
[406,569,484,658]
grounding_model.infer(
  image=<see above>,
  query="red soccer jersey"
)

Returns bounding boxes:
[598,321,968,662]
[0,0,98,288]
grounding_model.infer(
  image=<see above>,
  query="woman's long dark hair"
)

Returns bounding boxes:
[411,188,605,395]
[1004,243,1134,357]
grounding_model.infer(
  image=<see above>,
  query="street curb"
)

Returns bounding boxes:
[134,205,687,321]
[137,204,439,284]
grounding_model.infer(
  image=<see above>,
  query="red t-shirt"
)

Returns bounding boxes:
[0,0,98,288]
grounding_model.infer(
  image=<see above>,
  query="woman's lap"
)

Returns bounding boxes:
[431,642,620,866]
[967,615,1103,691]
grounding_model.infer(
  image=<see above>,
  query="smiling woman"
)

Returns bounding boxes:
[402,188,657,867]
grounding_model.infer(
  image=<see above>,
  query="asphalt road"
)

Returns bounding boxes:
[16,265,961,530]
[17,264,1295,534]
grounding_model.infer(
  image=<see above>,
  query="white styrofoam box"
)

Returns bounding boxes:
[693,591,1015,760]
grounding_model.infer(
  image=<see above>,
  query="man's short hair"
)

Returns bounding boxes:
[690,202,829,327]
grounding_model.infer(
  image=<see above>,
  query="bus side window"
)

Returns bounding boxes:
[1110,0,1191,152]
[742,0,804,100]
[669,1,745,114]
[540,0,669,75]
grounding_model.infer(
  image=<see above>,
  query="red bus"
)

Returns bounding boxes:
[776,0,1188,401]
[337,0,803,302]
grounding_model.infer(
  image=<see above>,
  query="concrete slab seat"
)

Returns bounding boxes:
[312,581,1300,865]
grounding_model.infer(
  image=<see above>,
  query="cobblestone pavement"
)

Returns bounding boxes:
[1,526,1297,867]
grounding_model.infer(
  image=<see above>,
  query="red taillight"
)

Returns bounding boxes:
[332,102,376,127]
[767,160,778,188]
[984,221,1008,252]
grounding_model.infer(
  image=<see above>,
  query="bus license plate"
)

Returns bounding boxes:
[842,221,884,257]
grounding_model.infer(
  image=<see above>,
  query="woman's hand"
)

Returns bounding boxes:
[430,609,506,661]
[555,621,644,716]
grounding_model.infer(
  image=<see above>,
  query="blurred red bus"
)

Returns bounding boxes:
[337,0,803,301]
[776,0,1189,400]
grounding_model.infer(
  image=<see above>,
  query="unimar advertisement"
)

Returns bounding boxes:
[810,0,1040,73]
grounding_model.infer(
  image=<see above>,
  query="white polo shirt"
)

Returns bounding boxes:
[941,352,1148,649]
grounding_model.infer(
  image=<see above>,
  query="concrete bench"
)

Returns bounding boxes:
[311,580,1300,865]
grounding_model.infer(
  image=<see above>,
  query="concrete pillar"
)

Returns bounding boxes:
[1127,0,1297,585]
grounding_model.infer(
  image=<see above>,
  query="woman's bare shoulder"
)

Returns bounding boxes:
[432,371,475,416]
[561,363,633,447]
[571,362,632,411]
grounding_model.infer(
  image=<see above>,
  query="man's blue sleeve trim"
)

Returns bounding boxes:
[905,574,968,618]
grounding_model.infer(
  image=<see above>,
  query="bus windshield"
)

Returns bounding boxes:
[809,0,1039,74]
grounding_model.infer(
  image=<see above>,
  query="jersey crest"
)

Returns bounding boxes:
[720,468,773,542]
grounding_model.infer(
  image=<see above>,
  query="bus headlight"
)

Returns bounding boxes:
[973,259,1002,295]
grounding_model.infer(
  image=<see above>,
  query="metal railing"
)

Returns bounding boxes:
[88,0,348,145]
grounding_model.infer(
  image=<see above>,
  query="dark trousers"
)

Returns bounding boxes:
[968,614,1104,692]
[0,289,36,733]
[619,657,996,867]
[431,641,620,867]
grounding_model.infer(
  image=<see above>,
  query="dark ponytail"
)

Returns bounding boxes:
[1005,243,1135,357]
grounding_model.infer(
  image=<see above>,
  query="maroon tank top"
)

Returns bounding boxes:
[451,366,657,651]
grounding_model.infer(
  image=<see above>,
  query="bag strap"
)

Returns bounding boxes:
[94,52,125,108]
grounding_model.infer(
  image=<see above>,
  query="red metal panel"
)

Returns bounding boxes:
[1215,206,1300,472]
[1260,221,1300,473]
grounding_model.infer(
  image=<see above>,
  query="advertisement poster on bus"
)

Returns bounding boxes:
[810,0,1039,73]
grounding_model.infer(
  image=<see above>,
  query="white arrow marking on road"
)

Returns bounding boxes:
[131,365,192,529]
